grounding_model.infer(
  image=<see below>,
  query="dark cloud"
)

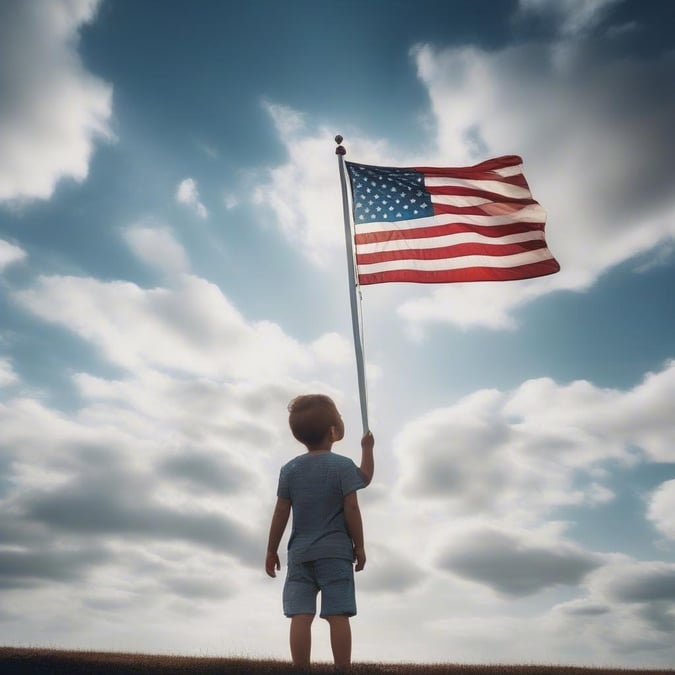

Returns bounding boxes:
[70,443,122,470]
[0,545,107,589]
[601,564,675,604]
[163,378,287,447]
[637,602,675,634]
[358,546,422,595]
[359,564,420,595]
[397,401,513,510]
[437,529,600,596]
[559,602,610,617]
[159,450,250,494]
[412,452,465,496]
[20,469,261,567]
[162,575,233,601]
[82,596,143,612]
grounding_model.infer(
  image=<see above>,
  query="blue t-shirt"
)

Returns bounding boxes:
[277,450,367,565]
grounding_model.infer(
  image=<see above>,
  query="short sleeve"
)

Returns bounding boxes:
[277,466,290,499]
[339,458,367,496]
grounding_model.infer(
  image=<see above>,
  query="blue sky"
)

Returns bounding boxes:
[1,0,674,667]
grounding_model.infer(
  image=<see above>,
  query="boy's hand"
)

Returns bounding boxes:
[354,546,366,572]
[359,431,375,485]
[265,551,281,578]
[361,431,374,452]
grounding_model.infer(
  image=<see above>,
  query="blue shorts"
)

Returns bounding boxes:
[283,558,356,618]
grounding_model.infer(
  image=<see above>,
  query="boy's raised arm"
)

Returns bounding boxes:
[359,431,374,485]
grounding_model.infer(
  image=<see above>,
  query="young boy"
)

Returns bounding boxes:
[265,394,374,669]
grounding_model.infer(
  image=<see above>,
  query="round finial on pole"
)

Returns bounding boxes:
[335,135,343,144]
[335,134,346,155]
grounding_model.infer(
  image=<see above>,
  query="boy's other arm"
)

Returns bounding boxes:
[343,490,366,572]
[359,431,374,486]
[265,497,291,577]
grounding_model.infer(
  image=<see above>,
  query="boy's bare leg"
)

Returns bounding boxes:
[325,615,351,668]
[290,614,314,667]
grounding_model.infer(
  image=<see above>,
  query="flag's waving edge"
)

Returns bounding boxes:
[345,155,560,285]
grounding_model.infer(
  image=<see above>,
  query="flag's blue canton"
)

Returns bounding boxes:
[346,163,434,223]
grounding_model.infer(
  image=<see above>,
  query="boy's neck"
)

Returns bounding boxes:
[305,427,339,453]
[306,443,332,453]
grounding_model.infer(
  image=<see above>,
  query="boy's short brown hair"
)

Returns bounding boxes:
[288,394,340,446]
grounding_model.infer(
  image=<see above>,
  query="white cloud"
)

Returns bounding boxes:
[255,101,396,265]
[263,100,305,137]
[398,278,553,330]
[0,239,27,272]
[14,274,315,379]
[69,370,297,465]
[0,0,113,203]
[647,479,675,540]
[223,193,239,210]
[123,223,190,275]
[395,361,675,521]
[309,332,352,366]
[0,358,19,387]
[176,178,208,218]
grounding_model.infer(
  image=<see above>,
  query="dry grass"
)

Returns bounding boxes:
[0,647,672,675]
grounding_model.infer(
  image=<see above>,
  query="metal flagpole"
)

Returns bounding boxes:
[335,135,369,434]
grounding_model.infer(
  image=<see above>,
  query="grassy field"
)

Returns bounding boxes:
[0,648,672,675]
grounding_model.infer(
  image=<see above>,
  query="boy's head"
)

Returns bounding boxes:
[288,394,344,447]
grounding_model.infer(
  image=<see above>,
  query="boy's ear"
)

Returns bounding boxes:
[330,422,344,442]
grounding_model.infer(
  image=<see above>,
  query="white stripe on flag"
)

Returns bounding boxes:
[356,229,546,254]
[492,163,525,177]
[354,203,546,234]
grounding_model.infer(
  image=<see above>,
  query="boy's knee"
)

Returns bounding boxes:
[323,614,350,624]
[291,613,315,624]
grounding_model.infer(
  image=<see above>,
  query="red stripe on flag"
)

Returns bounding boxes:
[431,202,540,217]
[357,259,561,285]
[356,240,548,265]
[426,185,533,202]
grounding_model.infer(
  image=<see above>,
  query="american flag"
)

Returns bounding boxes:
[345,155,560,285]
